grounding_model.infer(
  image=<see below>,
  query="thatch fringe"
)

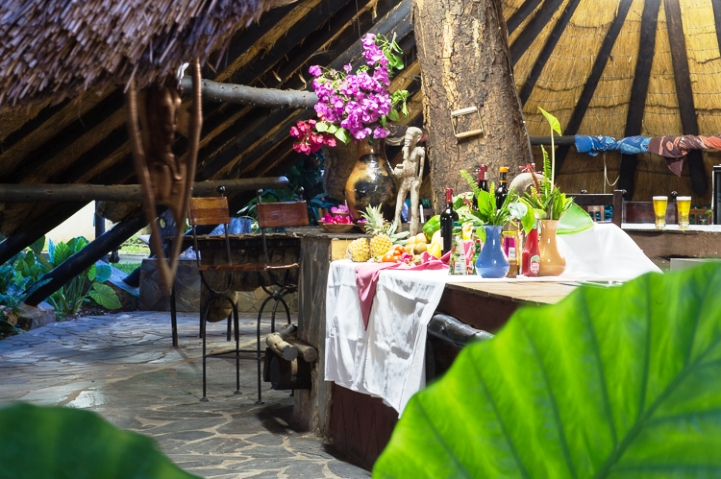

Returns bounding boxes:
[0,0,274,109]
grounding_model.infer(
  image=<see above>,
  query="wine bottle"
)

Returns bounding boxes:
[440,187,458,255]
[474,164,489,210]
[477,164,489,192]
[495,166,509,207]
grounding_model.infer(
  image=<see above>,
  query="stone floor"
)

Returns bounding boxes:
[0,312,371,479]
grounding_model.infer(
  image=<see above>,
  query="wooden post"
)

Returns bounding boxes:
[412,0,532,209]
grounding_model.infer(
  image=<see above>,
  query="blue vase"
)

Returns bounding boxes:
[475,225,510,278]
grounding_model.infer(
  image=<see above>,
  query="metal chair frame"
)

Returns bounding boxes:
[183,188,307,404]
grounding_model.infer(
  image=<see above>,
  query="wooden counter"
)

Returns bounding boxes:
[623,224,721,269]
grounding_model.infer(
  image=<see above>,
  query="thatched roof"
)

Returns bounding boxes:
[0,0,273,109]
[506,0,721,203]
[1,0,721,252]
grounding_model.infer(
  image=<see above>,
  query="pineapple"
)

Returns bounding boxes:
[361,205,409,258]
[347,238,371,262]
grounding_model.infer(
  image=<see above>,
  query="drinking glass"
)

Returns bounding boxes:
[677,196,691,230]
[653,196,668,229]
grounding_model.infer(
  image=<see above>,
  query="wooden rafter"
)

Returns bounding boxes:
[619,0,660,199]
[510,0,567,65]
[664,0,707,195]
[518,0,582,106]
[506,0,544,35]
[553,0,634,174]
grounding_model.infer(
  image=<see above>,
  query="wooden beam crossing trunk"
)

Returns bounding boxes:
[413,0,531,209]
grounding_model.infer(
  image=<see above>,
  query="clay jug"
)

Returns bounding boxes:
[538,219,566,276]
[344,140,398,221]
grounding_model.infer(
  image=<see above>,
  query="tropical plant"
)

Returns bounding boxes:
[374,263,721,478]
[458,170,534,234]
[523,146,574,220]
[0,403,200,479]
[539,106,562,186]
[0,237,51,338]
[290,33,409,152]
[45,237,122,317]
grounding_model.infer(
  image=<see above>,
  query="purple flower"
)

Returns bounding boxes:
[308,65,322,77]
[343,64,352,73]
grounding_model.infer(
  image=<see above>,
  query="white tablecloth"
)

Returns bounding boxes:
[324,223,661,415]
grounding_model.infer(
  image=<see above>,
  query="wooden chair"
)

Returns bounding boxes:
[188,189,308,404]
[567,190,624,227]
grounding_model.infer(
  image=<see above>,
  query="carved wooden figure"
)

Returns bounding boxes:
[125,59,203,294]
[393,127,425,236]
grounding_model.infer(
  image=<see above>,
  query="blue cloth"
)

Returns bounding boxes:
[616,136,649,155]
[574,135,650,156]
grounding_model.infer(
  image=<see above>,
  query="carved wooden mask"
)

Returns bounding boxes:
[125,59,202,294]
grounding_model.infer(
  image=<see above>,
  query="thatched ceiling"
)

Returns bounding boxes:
[0,0,273,109]
[1,0,720,251]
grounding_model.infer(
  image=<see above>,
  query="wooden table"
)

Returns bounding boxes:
[328,278,579,469]
[284,227,582,469]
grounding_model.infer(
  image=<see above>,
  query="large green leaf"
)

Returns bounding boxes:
[88,283,122,309]
[0,403,200,479]
[374,263,721,478]
[557,202,594,235]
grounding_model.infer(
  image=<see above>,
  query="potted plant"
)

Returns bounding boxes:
[522,146,574,276]
[289,33,410,221]
[459,171,533,278]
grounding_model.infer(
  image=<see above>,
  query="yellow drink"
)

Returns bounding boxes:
[677,196,691,230]
[653,196,668,229]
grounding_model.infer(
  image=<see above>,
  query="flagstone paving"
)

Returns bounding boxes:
[0,312,371,479]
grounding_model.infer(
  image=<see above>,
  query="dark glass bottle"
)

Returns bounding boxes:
[495,166,509,207]
[440,188,459,255]
[474,164,489,211]
[477,164,489,192]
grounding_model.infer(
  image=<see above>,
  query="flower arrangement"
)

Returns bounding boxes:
[290,33,409,154]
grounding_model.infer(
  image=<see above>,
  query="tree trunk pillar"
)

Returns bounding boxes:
[413,0,532,209]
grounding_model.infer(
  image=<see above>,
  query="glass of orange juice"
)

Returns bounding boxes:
[677,196,691,230]
[653,196,668,229]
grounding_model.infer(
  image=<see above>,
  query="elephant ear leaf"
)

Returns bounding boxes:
[0,403,201,479]
[373,263,721,478]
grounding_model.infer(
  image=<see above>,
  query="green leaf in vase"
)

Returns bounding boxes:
[374,263,721,478]
[539,106,562,136]
[0,403,201,479]
[558,202,595,235]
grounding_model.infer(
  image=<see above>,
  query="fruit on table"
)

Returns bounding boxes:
[429,242,442,258]
[347,238,370,262]
[423,215,440,242]
[381,245,405,262]
[361,205,409,259]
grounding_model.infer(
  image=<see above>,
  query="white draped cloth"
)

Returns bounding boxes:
[324,223,661,415]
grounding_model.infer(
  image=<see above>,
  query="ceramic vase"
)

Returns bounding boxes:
[539,219,566,276]
[344,140,398,221]
[475,225,510,278]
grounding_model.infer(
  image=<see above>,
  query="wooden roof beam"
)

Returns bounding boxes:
[506,0,544,35]
[552,0,634,175]
[510,0,567,65]
[619,0,660,199]
[518,0,582,106]
[664,0,707,195]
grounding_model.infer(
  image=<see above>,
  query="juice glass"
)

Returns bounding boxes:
[652,196,668,229]
[677,196,691,230]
